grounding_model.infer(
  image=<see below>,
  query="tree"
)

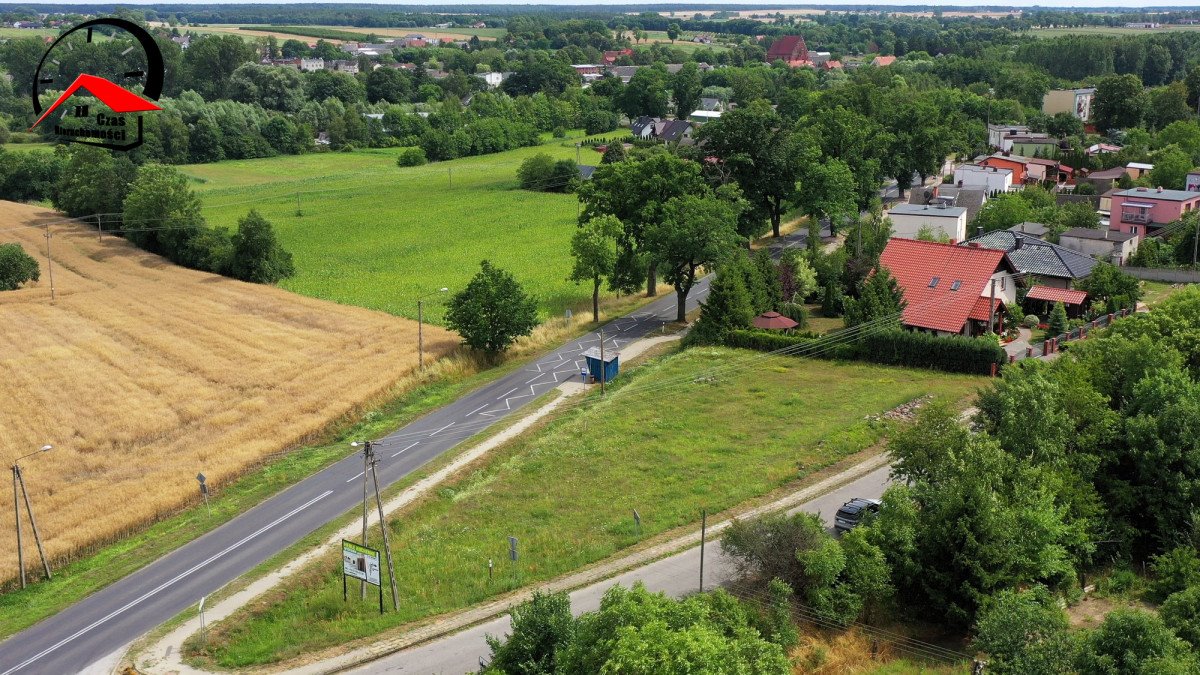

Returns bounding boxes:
[666,23,680,42]
[54,146,129,218]
[646,195,742,322]
[1093,74,1148,132]
[843,268,905,328]
[752,249,782,311]
[975,194,1033,234]
[1161,585,1200,648]
[181,34,258,101]
[0,243,39,291]
[619,67,669,119]
[671,62,702,119]
[1075,262,1141,312]
[686,261,753,346]
[1046,301,1068,337]
[122,164,205,263]
[794,155,856,237]
[230,210,294,283]
[972,587,1076,675]
[698,101,804,239]
[484,590,575,675]
[1150,145,1193,191]
[1147,83,1194,133]
[778,249,817,303]
[1076,610,1197,674]
[445,260,539,354]
[569,216,619,322]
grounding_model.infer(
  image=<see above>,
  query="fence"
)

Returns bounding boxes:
[1122,267,1200,284]
[1007,308,1134,365]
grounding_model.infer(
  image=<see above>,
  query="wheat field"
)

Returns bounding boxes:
[0,201,456,581]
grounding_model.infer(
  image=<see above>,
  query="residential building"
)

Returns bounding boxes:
[878,238,1018,336]
[1125,22,1161,28]
[872,55,897,67]
[953,164,1013,195]
[698,97,724,111]
[657,120,693,144]
[608,65,640,84]
[960,229,1097,288]
[1127,162,1153,179]
[886,203,968,243]
[688,110,721,125]
[330,60,359,74]
[1187,171,1200,192]
[979,154,1029,184]
[911,185,988,224]
[988,124,1030,149]
[1109,187,1200,235]
[602,49,633,64]
[1042,87,1096,122]
[765,35,809,66]
[630,115,656,139]
[171,35,190,50]
[299,57,324,72]
[1080,166,1128,193]
[475,71,510,89]
[1009,222,1049,237]
[1058,227,1139,265]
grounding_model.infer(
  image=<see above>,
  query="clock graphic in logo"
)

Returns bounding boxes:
[28,18,164,151]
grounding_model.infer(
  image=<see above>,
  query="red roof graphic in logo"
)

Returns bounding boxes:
[30,73,161,130]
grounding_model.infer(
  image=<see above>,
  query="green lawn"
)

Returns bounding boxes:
[193,347,983,668]
[181,135,621,323]
[0,27,56,38]
[1141,280,1197,307]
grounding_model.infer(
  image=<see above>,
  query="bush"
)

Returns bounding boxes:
[396,147,427,167]
[0,243,40,291]
[1047,302,1068,337]
[1161,585,1200,648]
[778,302,808,328]
[582,109,619,135]
[551,126,566,138]
[230,210,295,283]
[725,328,1006,375]
[1151,547,1200,602]
[517,154,577,192]
[1076,609,1197,673]
[1023,314,1040,329]
[972,587,1075,675]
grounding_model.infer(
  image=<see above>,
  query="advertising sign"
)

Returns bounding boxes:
[1186,172,1200,193]
[342,540,381,586]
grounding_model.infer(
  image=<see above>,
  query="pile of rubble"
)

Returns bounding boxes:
[867,394,933,424]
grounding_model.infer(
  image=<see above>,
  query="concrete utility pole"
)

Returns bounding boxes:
[359,441,369,599]
[369,450,400,611]
[43,226,55,301]
[599,328,606,396]
[12,445,53,588]
[699,509,706,593]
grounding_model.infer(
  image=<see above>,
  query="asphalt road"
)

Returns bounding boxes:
[351,465,893,674]
[0,231,809,675]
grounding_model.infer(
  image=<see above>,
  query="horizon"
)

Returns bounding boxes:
[12,1,1200,9]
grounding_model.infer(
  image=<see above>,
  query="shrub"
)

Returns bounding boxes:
[725,328,1006,375]
[1023,314,1040,329]
[1161,585,1200,648]
[972,586,1075,675]
[778,302,808,328]
[551,126,566,138]
[1076,609,1197,673]
[230,210,295,283]
[517,154,577,192]
[1151,547,1200,602]
[396,147,427,167]
[0,243,40,291]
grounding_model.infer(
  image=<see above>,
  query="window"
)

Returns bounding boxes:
[928,277,940,288]
[950,280,962,291]
[1001,276,1006,291]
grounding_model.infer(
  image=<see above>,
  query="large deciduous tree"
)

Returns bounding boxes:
[646,195,742,322]
[569,215,620,322]
[1093,74,1148,132]
[445,260,539,354]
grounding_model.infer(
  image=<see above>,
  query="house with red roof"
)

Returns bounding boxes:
[765,35,809,66]
[872,55,897,67]
[878,238,1018,336]
[602,49,633,64]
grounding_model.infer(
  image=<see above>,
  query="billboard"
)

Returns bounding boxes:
[1075,91,1093,122]
[342,540,381,586]
[1187,172,1200,193]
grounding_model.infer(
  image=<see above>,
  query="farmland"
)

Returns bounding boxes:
[0,200,455,584]
[181,136,619,324]
[194,347,984,667]
[1029,25,1200,37]
[189,24,504,43]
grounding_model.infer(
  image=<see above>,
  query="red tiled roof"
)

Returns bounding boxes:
[878,238,1011,334]
[1026,285,1089,306]
[767,35,807,62]
[873,55,897,66]
[968,297,1003,322]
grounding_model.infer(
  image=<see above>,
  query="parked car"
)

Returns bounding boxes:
[834,498,881,533]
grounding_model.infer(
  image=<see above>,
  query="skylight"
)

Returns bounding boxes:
[928,277,940,288]
[951,281,962,291]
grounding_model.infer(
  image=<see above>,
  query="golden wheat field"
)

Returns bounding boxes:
[0,201,455,580]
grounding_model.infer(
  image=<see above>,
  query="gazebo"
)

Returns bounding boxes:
[752,311,799,331]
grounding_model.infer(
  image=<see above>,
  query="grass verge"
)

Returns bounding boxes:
[193,347,984,667]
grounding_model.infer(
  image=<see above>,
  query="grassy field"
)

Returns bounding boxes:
[192,23,504,42]
[181,136,620,324]
[1030,25,1200,37]
[1141,280,1197,307]
[194,347,983,667]
[0,201,455,585]
[0,27,56,39]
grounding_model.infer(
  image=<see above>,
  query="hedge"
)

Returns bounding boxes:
[725,328,1006,375]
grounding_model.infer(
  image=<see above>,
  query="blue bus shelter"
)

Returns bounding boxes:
[582,346,619,383]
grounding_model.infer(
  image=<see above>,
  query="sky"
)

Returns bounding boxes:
[32,1,1200,7]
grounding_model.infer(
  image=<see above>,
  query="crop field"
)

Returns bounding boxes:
[181,137,620,323]
[0,201,455,583]
[196,347,984,667]
[1030,25,1200,37]
[193,24,504,43]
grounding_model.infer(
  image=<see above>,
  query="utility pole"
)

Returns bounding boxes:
[599,328,606,396]
[369,448,400,611]
[699,509,706,593]
[360,441,369,599]
[12,445,53,588]
[575,142,581,164]
[44,226,55,302]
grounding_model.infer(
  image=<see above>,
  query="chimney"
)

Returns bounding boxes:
[976,226,983,236]
[1158,186,1164,193]
[1015,237,1023,249]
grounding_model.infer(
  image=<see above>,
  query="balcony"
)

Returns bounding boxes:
[1120,210,1152,225]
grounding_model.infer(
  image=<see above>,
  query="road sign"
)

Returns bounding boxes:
[342,540,382,586]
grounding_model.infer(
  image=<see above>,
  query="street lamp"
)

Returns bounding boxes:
[12,444,53,588]
[417,287,449,372]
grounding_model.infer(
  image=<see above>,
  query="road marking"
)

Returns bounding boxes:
[429,422,454,437]
[496,387,518,400]
[345,471,364,483]
[524,374,544,384]
[465,404,488,416]
[0,490,335,675]
[391,442,420,458]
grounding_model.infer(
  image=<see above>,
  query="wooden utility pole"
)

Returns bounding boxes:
[988,278,997,332]
[44,226,55,301]
[369,451,400,611]
[13,467,24,589]
[12,464,51,587]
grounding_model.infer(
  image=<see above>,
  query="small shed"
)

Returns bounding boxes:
[582,346,619,383]
[1025,285,1089,318]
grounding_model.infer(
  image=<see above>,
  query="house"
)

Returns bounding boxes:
[1109,187,1200,236]
[1059,227,1140,265]
[765,35,809,66]
[960,229,1098,288]
[578,165,597,181]
[475,71,509,89]
[1009,222,1049,238]
[1188,171,1200,192]
[471,21,487,28]
[1042,87,1096,122]
[1126,162,1153,179]
[688,110,721,125]
[1027,157,1073,184]
[878,238,1018,336]
[299,57,325,72]
[602,49,633,64]
[171,35,190,50]
[1100,188,1117,217]
[1086,143,1122,157]
[1080,166,1128,193]
[1125,22,1161,28]
[988,124,1031,149]
[910,185,988,224]
[953,164,1013,195]
[572,64,603,76]
[822,60,844,70]
[872,55,897,67]
[886,203,968,243]
[330,60,359,74]
[979,154,1030,184]
[698,97,724,111]
[608,65,641,84]
[1025,286,1090,319]
[631,116,657,139]
[808,51,832,66]
[657,120,693,144]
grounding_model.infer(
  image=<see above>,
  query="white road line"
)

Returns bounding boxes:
[524,374,544,384]
[0,490,335,675]
[391,442,420,458]
[345,471,364,483]
[465,404,488,416]
[429,422,454,437]
[496,387,518,400]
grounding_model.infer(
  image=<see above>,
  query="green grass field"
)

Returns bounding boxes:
[181,135,620,323]
[1030,25,1200,38]
[192,347,983,667]
[0,27,56,39]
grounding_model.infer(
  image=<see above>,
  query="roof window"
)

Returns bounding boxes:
[928,277,940,288]
[951,281,962,291]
